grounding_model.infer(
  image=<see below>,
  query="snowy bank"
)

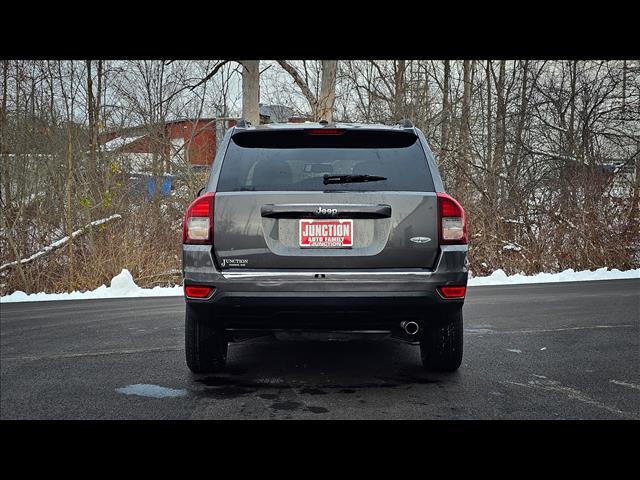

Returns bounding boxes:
[468,267,639,286]
[0,269,182,303]
[0,267,638,303]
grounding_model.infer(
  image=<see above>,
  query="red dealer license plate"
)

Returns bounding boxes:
[299,219,353,248]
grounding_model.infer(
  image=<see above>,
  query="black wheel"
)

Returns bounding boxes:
[420,308,463,372]
[185,304,228,373]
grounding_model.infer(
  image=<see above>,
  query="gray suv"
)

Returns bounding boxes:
[182,121,469,373]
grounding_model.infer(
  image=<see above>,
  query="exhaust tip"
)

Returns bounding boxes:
[401,321,420,335]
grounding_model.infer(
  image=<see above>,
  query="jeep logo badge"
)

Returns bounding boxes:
[316,207,338,215]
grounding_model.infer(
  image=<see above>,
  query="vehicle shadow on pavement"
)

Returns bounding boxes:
[189,336,454,395]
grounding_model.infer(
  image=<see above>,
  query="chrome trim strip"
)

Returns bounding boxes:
[227,328,392,334]
[222,271,434,279]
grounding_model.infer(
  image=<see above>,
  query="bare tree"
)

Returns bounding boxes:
[86,59,104,200]
[276,60,339,121]
[318,60,338,122]
[241,60,260,125]
[440,60,451,164]
[1,59,638,296]
[393,59,406,121]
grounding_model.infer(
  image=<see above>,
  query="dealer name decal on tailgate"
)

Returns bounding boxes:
[299,219,353,248]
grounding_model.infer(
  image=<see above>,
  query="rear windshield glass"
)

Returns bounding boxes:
[216,129,434,192]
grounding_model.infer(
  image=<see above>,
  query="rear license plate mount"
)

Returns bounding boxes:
[299,219,353,248]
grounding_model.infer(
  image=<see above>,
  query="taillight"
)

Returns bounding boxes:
[438,286,466,299]
[185,285,214,298]
[182,192,214,244]
[306,128,345,135]
[437,192,467,245]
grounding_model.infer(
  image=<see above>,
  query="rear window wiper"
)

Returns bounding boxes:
[323,174,387,185]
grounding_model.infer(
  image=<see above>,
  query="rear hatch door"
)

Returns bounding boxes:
[213,127,439,270]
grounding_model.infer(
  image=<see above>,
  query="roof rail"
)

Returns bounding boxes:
[396,119,414,128]
[235,118,252,128]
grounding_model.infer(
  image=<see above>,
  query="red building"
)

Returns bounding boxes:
[100,117,237,172]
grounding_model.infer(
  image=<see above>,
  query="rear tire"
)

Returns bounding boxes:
[185,304,228,373]
[420,309,463,372]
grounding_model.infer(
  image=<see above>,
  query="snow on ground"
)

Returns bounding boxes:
[0,269,182,303]
[115,384,187,398]
[102,135,144,152]
[468,267,639,286]
[501,242,523,252]
[0,267,638,303]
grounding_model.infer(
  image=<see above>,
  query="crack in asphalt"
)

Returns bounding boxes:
[503,378,639,420]
[2,346,182,362]
[465,324,635,335]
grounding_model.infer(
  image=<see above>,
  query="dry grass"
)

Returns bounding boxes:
[1,171,637,295]
[0,202,183,295]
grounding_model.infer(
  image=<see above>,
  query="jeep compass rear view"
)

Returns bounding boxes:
[182,121,469,373]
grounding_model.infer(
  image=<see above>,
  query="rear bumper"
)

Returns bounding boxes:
[182,245,468,322]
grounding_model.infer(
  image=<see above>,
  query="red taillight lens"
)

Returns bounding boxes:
[184,285,213,298]
[182,192,214,244]
[306,128,345,135]
[438,286,466,299]
[437,192,468,245]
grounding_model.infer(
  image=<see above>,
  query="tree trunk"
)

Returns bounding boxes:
[241,60,260,125]
[440,60,451,164]
[459,60,472,162]
[65,122,75,291]
[491,60,507,212]
[0,60,7,154]
[568,60,577,160]
[1,60,10,216]
[485,60,492,168]
[511,61,529,179]
[423,63,430,129]
[393,60,406,121]
[86,60,97,185]
[456,60,473,193]
[95,60,103,186]
[318,60,338,122]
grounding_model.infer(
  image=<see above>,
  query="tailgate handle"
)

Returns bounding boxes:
[261,204,391,219]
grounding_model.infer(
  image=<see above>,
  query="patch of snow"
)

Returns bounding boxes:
[502,242,523,252]
[109,269,138,293]
[102,135,144,152]
[0,268,182,303]
[116,384,187,398]
[501,217,525,225]
[1,267,638,303]
[468,267,639,286]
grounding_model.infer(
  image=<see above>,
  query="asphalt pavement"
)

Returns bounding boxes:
[1,279,638,419]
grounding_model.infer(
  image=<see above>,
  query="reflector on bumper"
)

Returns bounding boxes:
[438,286,466,299]
[185,285,214,298]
